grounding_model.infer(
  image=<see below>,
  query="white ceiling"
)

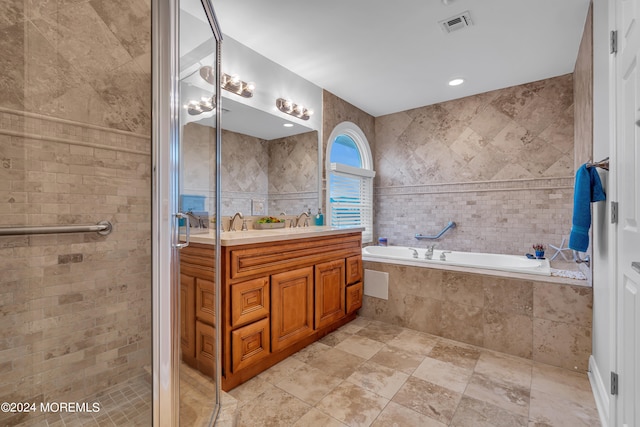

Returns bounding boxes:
[212,0,591,117]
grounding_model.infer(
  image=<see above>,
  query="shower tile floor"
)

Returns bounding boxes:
[20,374,152,427]
[229,316,601,427]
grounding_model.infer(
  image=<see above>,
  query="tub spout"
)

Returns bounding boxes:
[425,245,435,260]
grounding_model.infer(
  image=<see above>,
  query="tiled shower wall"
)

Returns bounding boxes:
[0,1,151,425]
[374,75,575,254]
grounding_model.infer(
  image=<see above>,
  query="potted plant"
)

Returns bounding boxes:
[533,243,545,259]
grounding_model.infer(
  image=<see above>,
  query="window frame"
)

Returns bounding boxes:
[325,122,375,243]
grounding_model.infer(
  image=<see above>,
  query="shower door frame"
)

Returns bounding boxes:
[152,0,223,424]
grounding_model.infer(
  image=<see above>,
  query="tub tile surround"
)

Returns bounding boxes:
[229,316,599,426]
[373,74,575,254]
[360,262,593,371]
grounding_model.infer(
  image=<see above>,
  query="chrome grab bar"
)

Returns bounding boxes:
[0,221,112,236]
[415,221,456,240]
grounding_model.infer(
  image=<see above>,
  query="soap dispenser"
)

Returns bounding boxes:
[315,208,324,226]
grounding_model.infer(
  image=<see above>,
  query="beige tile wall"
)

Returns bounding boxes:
[0,1,151,425]
[193,125,319,217]
[360,262,593,372]
[0,110,151,427]
[373,75,575,254]
[268,131,319,216]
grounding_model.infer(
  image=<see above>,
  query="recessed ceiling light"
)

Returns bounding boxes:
[283,123,294,128]
[448,78,465,86]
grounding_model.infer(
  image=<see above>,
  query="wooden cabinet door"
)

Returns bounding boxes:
[195,278,215,325]
[231,317,270,372]
[230,277,269,328]
[271,267,314,352]
[196,320,216,377]
[315,260,346,329]
[346,282,363,314]
[180,273,196,365]
[346,255,363,285]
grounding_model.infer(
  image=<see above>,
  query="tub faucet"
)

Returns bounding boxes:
[294,211,310,227]
[408,248,419,258]
[440,251,452,261]
[425,245,435,260]
[228,212,244,232]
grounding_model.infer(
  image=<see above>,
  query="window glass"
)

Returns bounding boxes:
[329,135,362,167]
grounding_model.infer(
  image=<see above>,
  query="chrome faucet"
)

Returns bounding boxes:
[294,211,310,227]
[440,251,452,261]
[184,211,203,228]
[408,248,419,259]
[425,245,435,260]
[228,212,244,232]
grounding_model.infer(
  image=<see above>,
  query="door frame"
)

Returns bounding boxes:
[152,0,223,425]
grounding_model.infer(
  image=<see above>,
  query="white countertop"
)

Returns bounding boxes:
[184,226,364,246]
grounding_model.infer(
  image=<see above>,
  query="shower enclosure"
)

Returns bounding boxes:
[0,0,222,425]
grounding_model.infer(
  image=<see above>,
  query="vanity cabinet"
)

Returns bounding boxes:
[221,231,362,391]
[179,231,363,390]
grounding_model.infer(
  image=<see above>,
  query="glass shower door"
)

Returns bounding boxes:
[0,1,153,426]
[177,0,221,425]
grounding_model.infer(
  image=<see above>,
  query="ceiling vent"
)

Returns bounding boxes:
[439,11,473,33]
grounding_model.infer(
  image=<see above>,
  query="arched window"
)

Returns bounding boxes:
[326,122,375,243]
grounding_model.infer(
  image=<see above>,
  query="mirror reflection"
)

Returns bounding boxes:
[179,7,322,225]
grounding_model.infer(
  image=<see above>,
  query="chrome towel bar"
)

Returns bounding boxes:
[0,221,112,236]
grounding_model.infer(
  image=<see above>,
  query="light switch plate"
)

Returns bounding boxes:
[251,199,265,216]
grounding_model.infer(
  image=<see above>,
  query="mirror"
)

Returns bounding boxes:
[178,5,323,221]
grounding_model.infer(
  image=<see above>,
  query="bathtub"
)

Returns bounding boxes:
[362,245,550,276]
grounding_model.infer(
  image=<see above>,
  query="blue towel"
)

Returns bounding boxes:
[569,164,606,252]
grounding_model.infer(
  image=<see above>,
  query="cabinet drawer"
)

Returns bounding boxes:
[231,277,269,328]
[195,320,215,377]
[196,278,215,325]
[228,233,362,280]
[346,255,362,285]
[346,281,363,314]
[231,317,270,372]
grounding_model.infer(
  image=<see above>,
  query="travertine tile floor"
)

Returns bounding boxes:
[229,316,601,427]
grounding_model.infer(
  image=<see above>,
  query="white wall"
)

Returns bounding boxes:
[591,0,615,424]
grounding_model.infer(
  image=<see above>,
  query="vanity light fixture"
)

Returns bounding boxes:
[276,98,313,120]
[199,65,255,98]
[221,73,255,98]
[448,78,465,86]
[183,96,215,115]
